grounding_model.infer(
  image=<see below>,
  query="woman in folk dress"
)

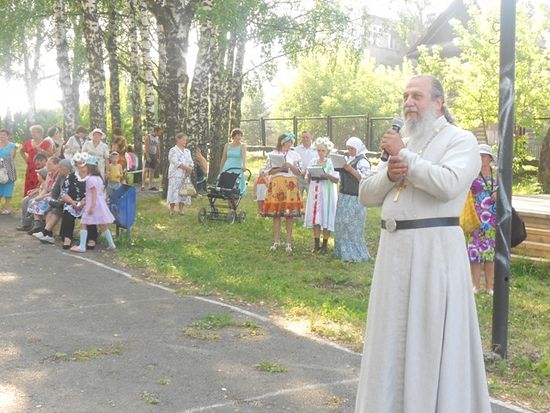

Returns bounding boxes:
[303,137,339,254]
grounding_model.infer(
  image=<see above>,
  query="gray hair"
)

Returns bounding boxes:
[412,75,456,125]
[29,124,44,134]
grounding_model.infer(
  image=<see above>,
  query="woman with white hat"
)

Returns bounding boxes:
[466,143,497,295]
[82,128,110,179]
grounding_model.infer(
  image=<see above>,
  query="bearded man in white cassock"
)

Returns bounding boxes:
[354,75,491,413]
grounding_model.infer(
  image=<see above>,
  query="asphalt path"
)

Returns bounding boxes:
[0,214,361,413]
[0,213,531,413]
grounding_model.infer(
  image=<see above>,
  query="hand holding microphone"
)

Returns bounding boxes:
[380,117,404,162]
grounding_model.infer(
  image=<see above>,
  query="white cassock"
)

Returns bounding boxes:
[355,116,491,413]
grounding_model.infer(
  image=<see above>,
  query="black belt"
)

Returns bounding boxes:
[381,217,459,232]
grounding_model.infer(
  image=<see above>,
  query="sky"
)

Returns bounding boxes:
[0,0,465,119]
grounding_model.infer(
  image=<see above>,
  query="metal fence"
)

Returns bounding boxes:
[240,115,393,152]
[240,115,547,159]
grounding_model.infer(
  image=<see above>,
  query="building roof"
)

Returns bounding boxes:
[406,0,470,60]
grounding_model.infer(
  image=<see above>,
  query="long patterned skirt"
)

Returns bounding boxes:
[334,193,370,262]
[262,175,303,218]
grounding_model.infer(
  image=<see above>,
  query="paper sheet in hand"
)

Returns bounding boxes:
[330,153,347,169]
[308,166,325,178]
[268,153,286,168]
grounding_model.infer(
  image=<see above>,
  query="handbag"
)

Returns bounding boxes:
[511,207,527,247]
[0,159,8,184]
[179,178,197,197]
[459,191,481,234]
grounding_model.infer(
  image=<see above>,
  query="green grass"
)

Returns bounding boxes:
[113,164,549,411]
[7,154,549,411]
[116,192,378,350]
[182,311,264,341]
[255,361,288,373]
[49,345,124,362]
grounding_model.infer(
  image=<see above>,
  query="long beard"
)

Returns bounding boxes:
[402,104,439,142]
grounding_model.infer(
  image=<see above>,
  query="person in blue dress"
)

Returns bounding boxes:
[333,137,371,262]
[219,128,247,195]
[0,128,17,214]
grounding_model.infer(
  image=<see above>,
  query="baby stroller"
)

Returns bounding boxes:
[198,167,251,224]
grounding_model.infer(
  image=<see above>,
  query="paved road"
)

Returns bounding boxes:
[0,214,360,413]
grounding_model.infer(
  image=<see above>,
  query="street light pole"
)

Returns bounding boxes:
[492,0,517,360]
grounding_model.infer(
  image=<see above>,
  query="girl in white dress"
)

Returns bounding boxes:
[304,137,339,254]
[166,133,194,215]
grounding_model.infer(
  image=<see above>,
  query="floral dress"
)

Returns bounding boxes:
[166,145,194,205]
[466,171,497,263]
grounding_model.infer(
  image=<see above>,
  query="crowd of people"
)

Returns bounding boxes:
[1,124,153,252]
[0,74,497,412]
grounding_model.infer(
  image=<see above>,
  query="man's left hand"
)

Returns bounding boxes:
[387,155,408,182]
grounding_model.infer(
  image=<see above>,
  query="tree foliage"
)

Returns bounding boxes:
[274,51,403,118]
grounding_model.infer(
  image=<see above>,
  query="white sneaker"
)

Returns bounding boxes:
[32,232,45,240]
[285,244,292,253]
[473,287,479,294]
[40,235,55,244]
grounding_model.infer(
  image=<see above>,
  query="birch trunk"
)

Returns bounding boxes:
[207,38,228,182]
[146,0,198,195]
[53,0,76,139]
[129,0,143,161]
[106,3,122,131]
[80,0,107,132]
[186,0,214,146]
[157,19,167,130]
[23,27,44,125]
[138,0,156,131]
[229,31,247,130]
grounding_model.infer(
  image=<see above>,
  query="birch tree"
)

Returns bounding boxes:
[138,0,156,131]
[185,0,215,147]
[53,0,77,138]
[129,0,143,160]
[80,0,107,132]
[146,0,199,195]
[106,1,122,131]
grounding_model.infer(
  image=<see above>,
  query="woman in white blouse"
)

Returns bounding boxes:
[262,132,303,252]
[167,132,194,215]
[82,128,110,179]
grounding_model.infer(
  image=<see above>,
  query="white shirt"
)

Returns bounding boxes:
[294,144,317,171]
[265,149,302,178]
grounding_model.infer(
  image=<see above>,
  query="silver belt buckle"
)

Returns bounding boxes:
[385,218,397,232]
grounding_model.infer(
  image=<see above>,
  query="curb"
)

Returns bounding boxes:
[491,398,535,413]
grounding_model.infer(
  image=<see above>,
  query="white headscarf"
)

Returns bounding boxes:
[346,137,367,156]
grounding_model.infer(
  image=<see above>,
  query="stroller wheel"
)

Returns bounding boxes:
[238,211,246,223]
[198,208,207,223]
[226,209,236,224]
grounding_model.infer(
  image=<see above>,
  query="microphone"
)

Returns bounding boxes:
[380,116,404,161]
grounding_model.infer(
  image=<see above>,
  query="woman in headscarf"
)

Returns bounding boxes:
[333,137,371,262]
[262,132,303,253]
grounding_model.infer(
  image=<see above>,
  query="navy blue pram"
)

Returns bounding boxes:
[198,168,251,224]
